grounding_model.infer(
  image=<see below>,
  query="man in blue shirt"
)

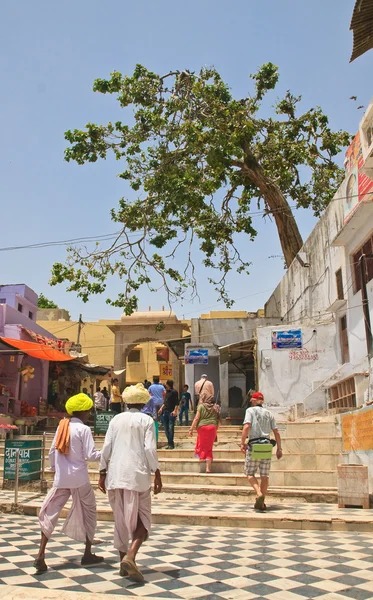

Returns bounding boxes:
[179,384,193,426]
[141,376,165,419]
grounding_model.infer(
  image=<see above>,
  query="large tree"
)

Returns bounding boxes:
[51,63,350,313]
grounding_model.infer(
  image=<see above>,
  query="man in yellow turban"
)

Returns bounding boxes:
[34,393,103,573]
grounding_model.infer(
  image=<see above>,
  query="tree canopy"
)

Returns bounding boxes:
[37,293,58,309]
[51,63,350,313]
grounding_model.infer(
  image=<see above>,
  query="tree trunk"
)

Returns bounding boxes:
[242,154,303,267]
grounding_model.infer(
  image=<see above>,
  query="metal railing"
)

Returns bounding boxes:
[13,431,47,506]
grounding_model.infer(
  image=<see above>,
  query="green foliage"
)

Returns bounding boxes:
[52,64,351,312]
[37,293,58,309]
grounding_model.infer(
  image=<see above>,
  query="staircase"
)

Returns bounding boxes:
[0,421,342,503]
[3,421,372,532]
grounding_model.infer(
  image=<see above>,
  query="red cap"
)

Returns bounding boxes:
[252,392,264,399]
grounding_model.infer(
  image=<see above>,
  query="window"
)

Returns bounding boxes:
[127,349,140,363]
[17,303,23,313]
[28,311,33,320]
[335,268,344,300]
[0,298,6,304]
[352,234,373,293]
[156,347,169,362]
[340,315,350,364]
[328,377,356,412]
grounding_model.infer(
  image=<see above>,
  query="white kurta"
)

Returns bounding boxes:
[99,412,159,492]
[49,417,101,489]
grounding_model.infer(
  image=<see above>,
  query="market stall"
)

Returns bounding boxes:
[0,337,75,434]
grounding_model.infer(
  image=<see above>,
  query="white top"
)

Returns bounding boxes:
[94,391,106,410]
[49,417,101,489]
[243,406,277,440]
[99,411,160,493]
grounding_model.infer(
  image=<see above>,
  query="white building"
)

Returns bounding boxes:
[258,99,373,416]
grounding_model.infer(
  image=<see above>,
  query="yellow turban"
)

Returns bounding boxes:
[65,393,93,415]
[122,383,150,405]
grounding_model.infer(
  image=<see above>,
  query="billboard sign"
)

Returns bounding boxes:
[272,329,302,349]
[343,132,373,222]
[185,348,209,364]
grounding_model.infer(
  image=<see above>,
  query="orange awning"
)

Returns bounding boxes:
[0,337,75,362]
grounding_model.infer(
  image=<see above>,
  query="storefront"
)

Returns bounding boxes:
[0,337,75,433]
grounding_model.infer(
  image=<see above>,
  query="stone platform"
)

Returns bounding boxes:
[1,491,373,532]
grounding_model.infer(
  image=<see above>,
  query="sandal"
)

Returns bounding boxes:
[254,495,266,511]
[120,555,144,582]
[33,558,48,573]
[81,554,104,567]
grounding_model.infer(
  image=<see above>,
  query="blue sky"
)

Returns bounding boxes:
[0,0,371,321]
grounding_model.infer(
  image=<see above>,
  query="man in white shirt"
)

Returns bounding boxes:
[240,391,282,511]
[98,383,162,583]
[94,387,107,411]
[34,393,102,573]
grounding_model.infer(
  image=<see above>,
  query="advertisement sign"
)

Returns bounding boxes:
[185,348,209,364]
[342,407,373,451]
[159,363,173,380]
[94,411,115,435]
[343,132,373,223]
[272,329,302,349]
[4,439,42,481]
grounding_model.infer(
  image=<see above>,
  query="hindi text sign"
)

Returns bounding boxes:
[94,411,115,435]
[4,439,42,481]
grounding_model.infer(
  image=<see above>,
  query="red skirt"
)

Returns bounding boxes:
[195,424,217,461]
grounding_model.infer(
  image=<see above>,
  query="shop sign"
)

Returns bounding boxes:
[272,329,302,349]
[184,348,209,364]
[94,411,115,435]
[159,363,173,379]
[4,439,42,481]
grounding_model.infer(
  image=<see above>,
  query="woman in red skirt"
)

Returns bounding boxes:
[189,395,221,473]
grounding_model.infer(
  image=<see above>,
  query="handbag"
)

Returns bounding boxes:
[251,443,273,460]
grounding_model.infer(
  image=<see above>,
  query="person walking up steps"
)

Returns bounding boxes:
[194,374,214,410]
[179,384,192,425]
[158,380,179,449]
[240,391,282,511]
[189,394,221,473]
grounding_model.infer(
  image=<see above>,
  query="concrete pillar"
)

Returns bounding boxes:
[185,363,195,401]
[219,361,229,417]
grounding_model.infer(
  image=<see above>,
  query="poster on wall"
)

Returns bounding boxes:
[343,132,373,223]
[159,363,173,380]
[184,348,209,364]
[272,329,302,349]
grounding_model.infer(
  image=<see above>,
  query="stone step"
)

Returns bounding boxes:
[18,421,341,439]
[4,436,342,452]
[1,481,339,504]
[156,470,338,488]
[156,455,340,473]
[24,467,336,488]
[158,447,342,459]
[3,491,371,531]
[80,454,340,472]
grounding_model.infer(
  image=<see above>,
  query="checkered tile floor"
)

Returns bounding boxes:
[1,514,373,599]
